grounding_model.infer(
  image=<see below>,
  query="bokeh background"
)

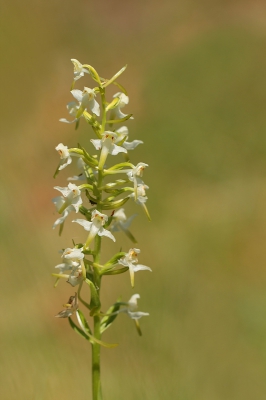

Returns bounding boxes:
[2,0,266,399]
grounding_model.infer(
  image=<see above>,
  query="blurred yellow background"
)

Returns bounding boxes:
[2,0,266,399]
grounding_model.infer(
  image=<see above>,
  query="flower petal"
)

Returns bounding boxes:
[90,139,102,151]
[127,311,149,320]
[98,227,116,242]
[123,140,143,150]
[133,264,152,272]
[53,207,74,229]
[54,186,71,197]
[72,219,93,231]
[110,143,127,156]
[90,99,100,116]
[59,118,76,124]
[71,89,83,102]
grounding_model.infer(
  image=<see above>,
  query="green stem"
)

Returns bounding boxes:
[92,166,104,400]
[92,314,102,400]
[92,236,102,399]
[100,88,106,133]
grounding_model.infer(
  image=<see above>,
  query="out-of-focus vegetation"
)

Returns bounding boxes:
[2,1,266,399]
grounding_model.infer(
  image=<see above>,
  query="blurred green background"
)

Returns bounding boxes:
[2,0,266,399]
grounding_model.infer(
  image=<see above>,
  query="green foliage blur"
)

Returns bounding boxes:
[2,1,266,399]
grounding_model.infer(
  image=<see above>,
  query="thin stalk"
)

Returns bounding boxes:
[100,88,106,133]
[92,307,102,400]
[92,167,103,400]
[91,257,102,399]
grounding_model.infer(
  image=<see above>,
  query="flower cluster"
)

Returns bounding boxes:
[52,61,151,372]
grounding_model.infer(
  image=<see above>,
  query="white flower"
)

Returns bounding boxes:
[55,264,83,287]
[119,248,151,287]
[129,183,149,205]
[126,294,149,320]
[71,59,89,81]
[54,183,82,212]
[113,92,133,120]
[62,247,84,264]
[128,161,148,186]
[60,87,100,123]
[110,209,137,243]
[127,162,148,202]
[67,266,84,287]
[73,210,116,248]
[111,294,149,325]
[55,247,83,272]
[55,143,73,170]
[91,131,127,170]
[54,247,85,287]
[55,293,79,318]
[59,101,80,124]
[52,183,82,229]
[112,208,127,224]
[71,87,100,116]
[111,208,136,232]
[115,126,143,151]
